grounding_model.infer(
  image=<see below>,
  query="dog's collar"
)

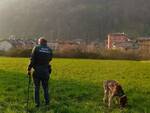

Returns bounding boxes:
[120,94,126,98]
[117,89,125,98]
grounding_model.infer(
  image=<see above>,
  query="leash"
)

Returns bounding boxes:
[26,75,31,113]
[120,94,126,98]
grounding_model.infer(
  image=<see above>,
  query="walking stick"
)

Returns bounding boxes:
[26,75,31,113]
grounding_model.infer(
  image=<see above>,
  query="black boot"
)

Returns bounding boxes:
[35,104,40,108]
[45,101,49,106]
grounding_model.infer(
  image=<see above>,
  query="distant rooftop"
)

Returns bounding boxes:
[108,32,128,37]
[137,37,150,41]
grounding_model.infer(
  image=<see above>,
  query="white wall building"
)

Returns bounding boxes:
[0,41,13,51]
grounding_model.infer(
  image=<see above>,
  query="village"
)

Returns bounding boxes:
[0,33,150,53]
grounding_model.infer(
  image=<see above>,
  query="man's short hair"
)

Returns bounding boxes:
[38,37,47,45]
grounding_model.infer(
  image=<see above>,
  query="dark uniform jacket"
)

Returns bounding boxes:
[28,44,52,78]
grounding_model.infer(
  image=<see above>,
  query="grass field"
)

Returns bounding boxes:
[0,57,150,113]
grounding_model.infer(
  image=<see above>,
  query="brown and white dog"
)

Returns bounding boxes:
[103,80,127,108]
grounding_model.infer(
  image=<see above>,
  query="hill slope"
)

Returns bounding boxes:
[0,0,150,40]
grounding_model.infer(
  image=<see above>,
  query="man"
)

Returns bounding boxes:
[28,37,52,107]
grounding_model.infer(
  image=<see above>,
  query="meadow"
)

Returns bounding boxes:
[0,57,150,113]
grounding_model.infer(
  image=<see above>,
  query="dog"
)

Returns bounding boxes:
[103,80,127,108]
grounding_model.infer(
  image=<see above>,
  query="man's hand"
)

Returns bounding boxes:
[28,70,31,76]
[48,65,52,74]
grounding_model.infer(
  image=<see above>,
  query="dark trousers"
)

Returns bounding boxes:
[33,66,50,105]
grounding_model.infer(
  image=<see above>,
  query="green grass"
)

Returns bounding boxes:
[0,57,150,113]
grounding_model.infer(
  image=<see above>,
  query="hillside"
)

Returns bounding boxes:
[0,0,150,40]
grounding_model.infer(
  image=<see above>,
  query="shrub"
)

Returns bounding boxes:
[4,49,32,57]
[1,48,150,60]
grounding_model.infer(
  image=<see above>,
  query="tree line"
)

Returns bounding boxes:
[0,0,150,40]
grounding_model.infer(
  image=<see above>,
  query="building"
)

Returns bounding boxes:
[0,40,13,51]
[106,33,130,49]
[112,41,138,50]
[106,33,138,50]
[56,41,80,52]
[47,42,59,50]
[86,41,104,52]
[136,38,150,50]
[0,38,35,51]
